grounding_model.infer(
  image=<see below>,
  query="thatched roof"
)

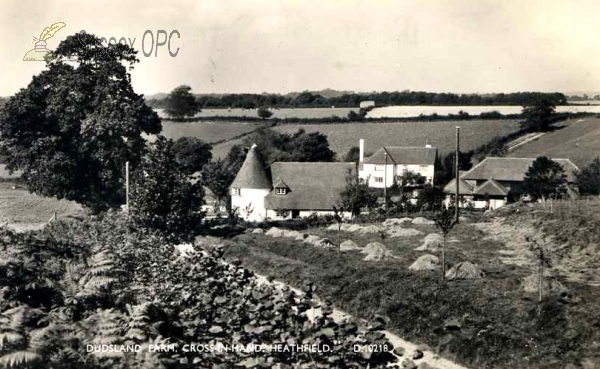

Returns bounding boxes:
[264,162,355,210]
[364,146,437,165]
[461,157,579,182]
[230,145,271,189]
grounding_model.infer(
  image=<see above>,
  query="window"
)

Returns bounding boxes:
[276,187,287,195]
[374,165,384,171]
[374,177,383,183]
[419,165,429,170]
[232,188,241,196]
[275,209,289,218]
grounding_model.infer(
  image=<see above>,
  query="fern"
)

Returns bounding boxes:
[0,351,42,367]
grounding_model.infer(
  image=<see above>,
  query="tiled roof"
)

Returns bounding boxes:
[363,146,438,165]
[473,178,509,196]
[265,162,355,210]
[443,178,475,195]
[461,157,579,182]
[230,145,271,189]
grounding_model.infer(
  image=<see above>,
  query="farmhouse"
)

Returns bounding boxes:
[357,139,438,197]
[443,157,579,209]
[230,144,354,221]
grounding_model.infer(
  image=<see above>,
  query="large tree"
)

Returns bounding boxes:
[242,128,336,165]
[164,85,200,119]
[521,100,556,132]
[575,157,600,195]
[171,136,212,175]
[0,32,161,212]
[523,156,567,200]
[129,136,205,242]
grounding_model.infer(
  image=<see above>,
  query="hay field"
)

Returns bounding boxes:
[211,119,521,159]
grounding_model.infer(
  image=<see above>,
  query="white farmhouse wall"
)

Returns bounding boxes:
[360,163,435,188]
[265,210,352,221]
[231,188,270,221]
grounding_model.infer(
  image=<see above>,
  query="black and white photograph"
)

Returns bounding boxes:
[1,1,600,368]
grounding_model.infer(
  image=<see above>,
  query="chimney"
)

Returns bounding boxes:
[359,139,364,162]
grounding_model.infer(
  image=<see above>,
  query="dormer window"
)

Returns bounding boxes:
[273,178,289,195]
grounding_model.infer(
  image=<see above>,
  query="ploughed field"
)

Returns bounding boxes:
[208,119,522,159]
[144,121,265,145]
[223,203,600,369]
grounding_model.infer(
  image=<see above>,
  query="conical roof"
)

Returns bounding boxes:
[231,145,271,189]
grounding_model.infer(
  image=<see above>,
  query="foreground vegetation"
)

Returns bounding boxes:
[0,212,398,368]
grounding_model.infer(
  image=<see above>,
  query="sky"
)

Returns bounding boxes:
[1,0,600,97]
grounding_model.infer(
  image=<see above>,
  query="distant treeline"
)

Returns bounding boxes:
[148,91,568,109]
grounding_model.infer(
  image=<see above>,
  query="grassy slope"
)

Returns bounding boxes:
[223,210,600,369]
[0,182,84,230]
[145,121,264,146]
[211,119,521,159]
[507,117,600,167]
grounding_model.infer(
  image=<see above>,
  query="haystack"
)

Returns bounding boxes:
[445,261,484,279]
[361,242,394,261]
[294,233,308,241]
[303,235,321,245]
[358,225,380,234]
[327,224,339,231]
[252,228,264,234]
[266,227,285,237]
[408,254,439,271]
[521,274,567,293]
[411,217,435,225]
[383,217,413,227]
[283,230,301,238]
[340,240,361,251]
[415,233,443,251]
[347,224,363,233]
[388,227,423,238]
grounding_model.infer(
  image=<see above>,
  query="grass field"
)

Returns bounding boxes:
[0,182,84,232]
[145,121,264,145]
[508,117,600,167]
[223,204,600,368]
[210,119,522,159]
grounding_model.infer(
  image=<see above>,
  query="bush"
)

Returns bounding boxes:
[129,136,205,243]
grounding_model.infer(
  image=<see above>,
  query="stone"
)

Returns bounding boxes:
[252,228,264,234]
[388,227,423,238]
[417,363,434,369]
[402,359,417,369]
[383,217,412,226]
[412,349,424,360]
[295,233,308,241]
[282,230,301,238]
[393,346,406,357]
[314,238,334,248]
